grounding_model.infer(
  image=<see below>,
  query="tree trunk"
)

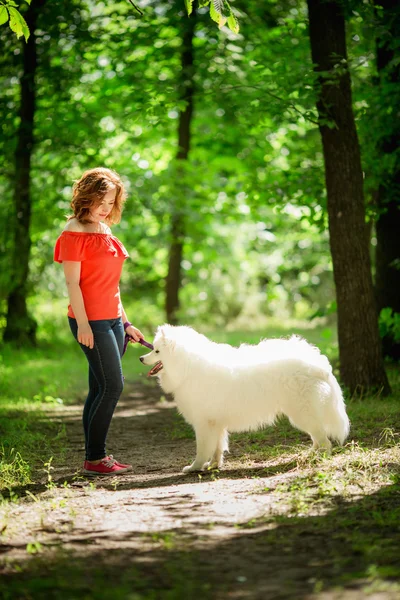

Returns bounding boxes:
[307,0,390,394]
[374,0,400,360]
[165,13,196,324]
[3,2,44,344]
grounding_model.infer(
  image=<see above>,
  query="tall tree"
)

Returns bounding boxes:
[165,11,196,323]
[374,0,400,360]
[3,0,45,344]
[307,0,390,394]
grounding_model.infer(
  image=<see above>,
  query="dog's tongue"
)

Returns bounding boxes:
[147,361,163,377]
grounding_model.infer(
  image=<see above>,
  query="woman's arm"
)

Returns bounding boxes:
[63,261,94,348]
[121,305,144,342]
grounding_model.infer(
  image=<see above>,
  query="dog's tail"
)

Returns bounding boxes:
[324,372,350,445]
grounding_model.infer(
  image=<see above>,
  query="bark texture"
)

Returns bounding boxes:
[165,14,196,324]
[374,0,400,360]
[3,2,45,344]
[307,0,390,394]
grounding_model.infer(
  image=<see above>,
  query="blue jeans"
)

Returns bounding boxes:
[69,317,124,461]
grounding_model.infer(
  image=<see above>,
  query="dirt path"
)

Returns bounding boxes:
[1,378,399,599]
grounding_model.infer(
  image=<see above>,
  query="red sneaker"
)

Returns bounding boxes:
[109,455,132,469]
[83,456,132,476]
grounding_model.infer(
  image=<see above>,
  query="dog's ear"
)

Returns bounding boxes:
[158,324,176,350]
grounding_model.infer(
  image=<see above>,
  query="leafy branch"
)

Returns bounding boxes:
[186,0,239,34]
[0,0,30,41]
[0,0,145,42]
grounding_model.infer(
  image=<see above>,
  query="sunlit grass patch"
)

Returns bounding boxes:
[0,406,67,496]
[0,342,78,496]
[206,322,338,358]
[0,342,87,404]
[231,415,310,460]
[233,437,400,595]
[0,447,32,492]
[248,439,400,524]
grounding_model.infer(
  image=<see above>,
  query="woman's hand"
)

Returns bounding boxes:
[125,324,144,343]
[78,322,94,349]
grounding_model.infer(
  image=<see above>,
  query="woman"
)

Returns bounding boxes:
[54,167,143,476]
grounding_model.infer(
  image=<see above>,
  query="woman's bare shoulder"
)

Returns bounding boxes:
[63,218,85,232]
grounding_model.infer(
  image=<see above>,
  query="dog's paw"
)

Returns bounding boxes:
[204,460,222,471]
[182,464,197,473]
[183,460,220,473]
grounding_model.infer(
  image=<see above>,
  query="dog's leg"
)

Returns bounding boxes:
[183,423,221,473]
[208,429,229,469]
[311,437,332,453]
[288,412,332,455]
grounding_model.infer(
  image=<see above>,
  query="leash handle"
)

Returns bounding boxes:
[138,338,154,350]
[123,336,154,357]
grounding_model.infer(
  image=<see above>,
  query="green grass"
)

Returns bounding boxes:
[0,341,83,496]
[0,550,215,600]
[209,321,338,352]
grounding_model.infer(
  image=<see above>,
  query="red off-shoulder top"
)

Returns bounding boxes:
[54,231,129,321]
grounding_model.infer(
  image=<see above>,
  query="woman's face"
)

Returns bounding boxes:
[89,187,116,223]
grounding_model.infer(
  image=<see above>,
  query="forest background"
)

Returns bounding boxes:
[0,0,399,391]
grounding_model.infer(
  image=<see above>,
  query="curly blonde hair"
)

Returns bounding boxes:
[69,167,127,225]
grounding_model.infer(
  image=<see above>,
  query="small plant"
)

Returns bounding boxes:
[50,498,67,510]
[0,446,31,492]
[314,472,337,497]
[25,490,39,503]
[235,518,259,530]
[111,478,120,491]
[379,427,399,447]
[26,541,42,555]
[206,466,220,481]
[43,457,56,490]
[150,532,177,550]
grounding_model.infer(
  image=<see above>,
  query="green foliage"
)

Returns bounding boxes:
[0,0,30,41]
[209,1,227,28]
[0,5,8,25]
[184,0,239,33]
[184,0,195,17]
[0,0,337,333]
[0,446,31,491]
[379,308,400,344]
[0,0,396,342]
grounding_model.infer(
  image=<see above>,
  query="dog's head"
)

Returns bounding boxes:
[141,325,221,393]
[139,324,175,375]
[140,325,199,393]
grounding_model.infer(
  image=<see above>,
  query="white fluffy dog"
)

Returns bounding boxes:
[140,325,350,473]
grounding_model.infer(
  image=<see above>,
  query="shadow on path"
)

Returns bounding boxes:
[1,481,399,599]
